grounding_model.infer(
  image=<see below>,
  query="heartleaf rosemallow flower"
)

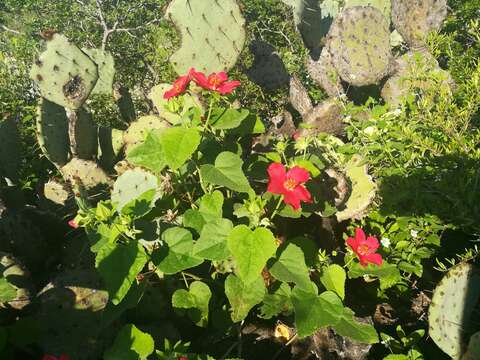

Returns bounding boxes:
[163,68,195,99]
[192,70,240,95]
[267,163,312,210]
[347,228,383,267]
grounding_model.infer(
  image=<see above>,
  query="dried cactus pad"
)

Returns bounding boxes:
[30,34,98,109]
[61,158,110,190]
[306,47,344,97]
[336,154,376,222]
[83,48,115,95]
[327,6,393,87]
[37,99,70,167]
[429,263,480,359]
[166,0,246,74]
[392,0,447,47]
[67,108,98,160]
[44,179,70,206]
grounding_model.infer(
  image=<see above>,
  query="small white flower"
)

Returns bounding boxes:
[380,237,391,248]
[344,115,352,122]
[363,126,377,135]
[350,74,357,80]
[410,230,419,238]
[392,108,402,116]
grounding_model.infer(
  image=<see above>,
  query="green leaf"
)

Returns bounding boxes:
[95,241,148,305]
[227,225,277,284]
[225,274,265,322]
[200,152,252,193]
[383,355,409,360]
[193,218,233,260]
[268,243,311,290]
[291,285,344,337]
[104,324,155,360]
[260,282,293,319]
[183,191,224,234]
[172,281,212,327]
[127,130,166,173]
[333,307,379,344]
[0,278,17,303]
[320,264,346,300]
[153,227,203,274]
[228,114,266,135]
[211,108,249,130]
[159,127,201,170]
[348,262,402,290]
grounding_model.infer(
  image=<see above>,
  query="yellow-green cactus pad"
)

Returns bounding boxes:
[327,6,393,87]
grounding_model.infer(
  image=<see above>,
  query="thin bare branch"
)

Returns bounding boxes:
[1,24,22,35]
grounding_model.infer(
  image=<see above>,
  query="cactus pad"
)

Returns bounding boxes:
[98,127,125,171]
[428,263,480,359]
[344,0,391,19]
[0,252,32,310]
[123,115,169,154]
[83,48,115,95]
[37,99,71,167]
[111,168,159,213]
[381,50,454,107]
[0,118,22,181]
[327,6,393,87]
[67,108,98,160]
[392,0,447,48]
[30,34,98,109]
[149,84,203,125]
[44,179,71,206]
[306,47,344,97]
[61,158,110,190]
[166,0,246,74]
[336,155,376,221]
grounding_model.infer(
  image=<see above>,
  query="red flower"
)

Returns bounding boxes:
[192,70,240,95]
[42,355,69,360]
[163,68,195,99]
[67,219,78,229]
[267,163,312,210]
[292,131,301,141]
[347,228,383,267]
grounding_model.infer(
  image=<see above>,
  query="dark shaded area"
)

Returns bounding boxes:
[246,40,290,91]
[298,0,332,57]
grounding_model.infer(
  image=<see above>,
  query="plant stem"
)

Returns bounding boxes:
[270,195,284,220]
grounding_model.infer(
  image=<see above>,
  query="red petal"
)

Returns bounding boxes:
[216,72,229,83]
[346,237,359,251]
[365,236,380,252]
[68,220,78,229]
[286,166,310,184]
[293,185,312,203]
[267,163,286,194]
[163,87,179,99]
[59,356,70,360]
[354,228,366,243]
[218,80,241,95]
[192,71,209,88]
[358,254,369,267]
[283,190,301,210]
[364,253,383,266]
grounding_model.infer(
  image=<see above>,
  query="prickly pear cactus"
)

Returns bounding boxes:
[82,48,115,96]
[61,158,111,190]
[327,6,393,87]
[0,118,22,181]
[392,0,447,48]
[43,179,71,206]
[111,168,159,213]
[463,332,480,360]
[30,34,99,110]
[37,99,70,167]
[0,252,33,310]
[344,0,391,19]
[429,263,480,359]
[149,84,204,125]
[336,154,376,222]
[37,269,110,360]
[67,108,98,160]
[98,127,125,171]
[306,47,344,97]
[381,50,455,107]
[123,115,169,154]
[166,0,246,74]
